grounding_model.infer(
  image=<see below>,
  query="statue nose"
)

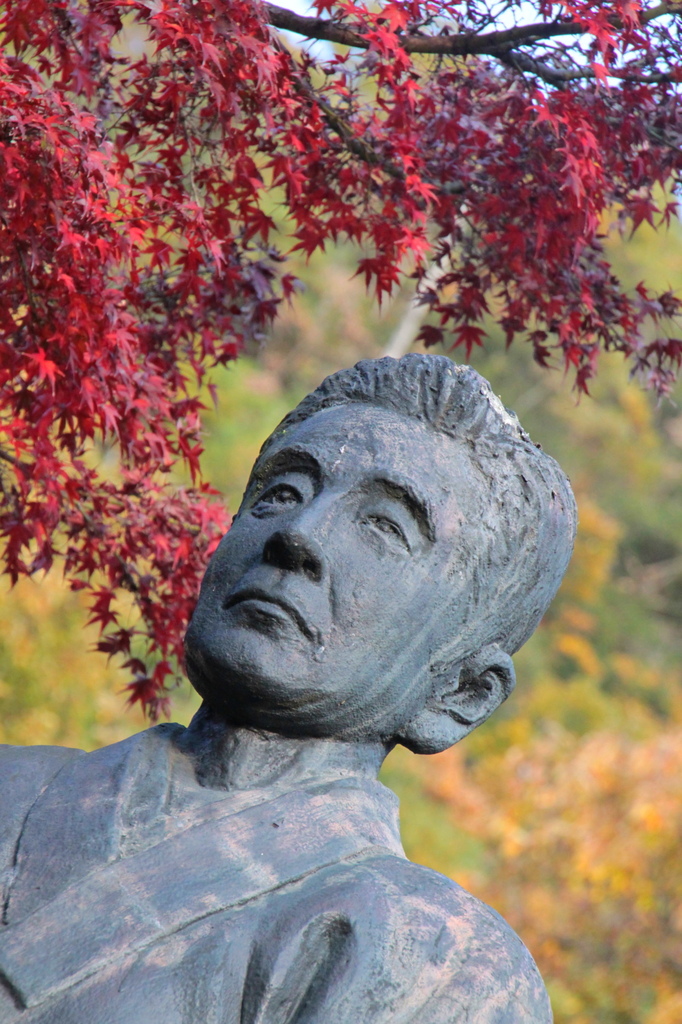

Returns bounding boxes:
[263,530,324,583]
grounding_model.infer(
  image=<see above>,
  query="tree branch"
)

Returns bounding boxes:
[291,71,467,193]
[269,31,466,193]
[0,447,32,477]
[501,49,682,87]
[265,4,578,56]
[265,1,682,58]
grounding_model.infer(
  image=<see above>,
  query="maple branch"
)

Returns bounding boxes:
[264,1,682,58]
[300,79,466,194]
[499,50,680,86]
[269,35,403,177]
[0,447,32,477]
[270,32,466,193]
[311,90,407,178]
[265,4,580,55]
[499,51,593,85]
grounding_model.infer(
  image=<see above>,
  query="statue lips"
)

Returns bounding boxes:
[223,588,320,644]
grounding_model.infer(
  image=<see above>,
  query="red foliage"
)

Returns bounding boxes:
[1,1,681,711]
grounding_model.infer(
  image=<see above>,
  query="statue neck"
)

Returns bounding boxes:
[179,702,389,793]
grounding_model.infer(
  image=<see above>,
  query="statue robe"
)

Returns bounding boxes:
[0,726,552,1023]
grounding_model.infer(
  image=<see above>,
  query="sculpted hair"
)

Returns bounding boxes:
[259,353,577,658]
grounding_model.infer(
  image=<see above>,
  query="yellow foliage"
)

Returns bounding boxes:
[0,574,199,750]
[418,727,682,1024]
[558,497,622,608]
[559,606,596,634]
[618,386,652,435]
[555,633,603,678]
[646,993,682,1024]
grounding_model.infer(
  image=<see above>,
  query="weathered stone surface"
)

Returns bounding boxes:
[0,355,576,1023]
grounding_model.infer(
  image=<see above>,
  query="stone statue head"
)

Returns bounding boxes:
[185,354,576,754]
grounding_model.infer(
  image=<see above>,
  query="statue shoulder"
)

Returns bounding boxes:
[0,743,83,876]
[366,855,553,1023]
[0,725,184,923]
[0,742,83,811]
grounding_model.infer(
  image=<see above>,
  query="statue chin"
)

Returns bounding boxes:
[184,632,334,736]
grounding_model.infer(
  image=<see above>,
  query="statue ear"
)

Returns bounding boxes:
[396,645,516,755]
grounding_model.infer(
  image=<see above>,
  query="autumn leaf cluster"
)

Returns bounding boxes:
[2,0,682,709]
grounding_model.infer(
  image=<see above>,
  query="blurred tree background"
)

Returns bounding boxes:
[1,214,681,1022]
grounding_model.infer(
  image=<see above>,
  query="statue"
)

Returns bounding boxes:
[0,355,576,1024]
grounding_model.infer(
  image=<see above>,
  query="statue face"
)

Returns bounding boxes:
[185,404,474,739]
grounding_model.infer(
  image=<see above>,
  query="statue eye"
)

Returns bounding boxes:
[363,514,408,547]
[252,484,301,516]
